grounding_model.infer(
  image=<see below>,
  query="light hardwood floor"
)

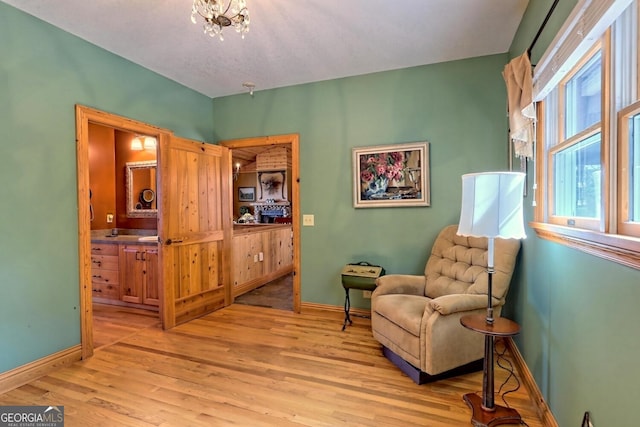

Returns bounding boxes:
[92,304,160,350]
[0,305,545,426]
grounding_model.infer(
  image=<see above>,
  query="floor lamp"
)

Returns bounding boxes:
[457,171,526,427]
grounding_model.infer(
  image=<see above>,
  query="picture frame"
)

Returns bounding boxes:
[238,186,256,202]
[352,141,430,208]
[258,171,287,201]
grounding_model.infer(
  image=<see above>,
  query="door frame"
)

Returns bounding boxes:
[76,105,171,359]
[220,134,301,313]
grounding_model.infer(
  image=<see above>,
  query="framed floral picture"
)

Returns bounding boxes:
[352,141,430,208]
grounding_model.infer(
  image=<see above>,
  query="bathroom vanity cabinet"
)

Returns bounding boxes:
[90,237,159,310]
[90,243,121,300]
[120,244,159,306]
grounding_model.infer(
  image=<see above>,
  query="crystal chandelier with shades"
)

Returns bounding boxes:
[191,0,250,41]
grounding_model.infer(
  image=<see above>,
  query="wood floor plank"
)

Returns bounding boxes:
[0,304,546,426]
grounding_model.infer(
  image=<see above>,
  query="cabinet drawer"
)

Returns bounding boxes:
[91,269,119,285]
[91,254,119,271]
[91,243,118,256]
[92,281,120,299]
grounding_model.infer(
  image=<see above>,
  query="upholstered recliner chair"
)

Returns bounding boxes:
[371,225,521,384]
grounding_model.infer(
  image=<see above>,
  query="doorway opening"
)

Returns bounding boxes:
[76,105,170,359]
[221,134,301,313]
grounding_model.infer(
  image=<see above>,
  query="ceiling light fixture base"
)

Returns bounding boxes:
[242,82,255,96]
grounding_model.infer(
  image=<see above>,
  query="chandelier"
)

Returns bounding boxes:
[191,0,250,41]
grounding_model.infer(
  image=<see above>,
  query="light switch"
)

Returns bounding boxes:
[303,214,315,226]
[106,214,114,223]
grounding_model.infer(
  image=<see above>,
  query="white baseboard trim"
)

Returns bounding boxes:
[0,345,82,395]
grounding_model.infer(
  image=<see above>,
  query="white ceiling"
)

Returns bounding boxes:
[2,0,529,98]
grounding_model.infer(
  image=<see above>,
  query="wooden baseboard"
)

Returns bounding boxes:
[300,302,370,318]
[0,345,82,395]
[505,337,558,427]
[93,297,159,312]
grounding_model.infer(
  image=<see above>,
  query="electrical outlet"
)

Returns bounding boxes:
[106,214,114,223]
[303,214,315,226]
[363,290,372,299]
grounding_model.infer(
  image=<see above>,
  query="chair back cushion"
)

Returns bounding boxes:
[424,225,520,302]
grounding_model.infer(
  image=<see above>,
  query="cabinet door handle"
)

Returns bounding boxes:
[166,239,183,245]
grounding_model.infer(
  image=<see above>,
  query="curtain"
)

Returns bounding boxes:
[503,52,536,159]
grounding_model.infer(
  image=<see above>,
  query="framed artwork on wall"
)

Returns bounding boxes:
[258,171,287,201]
[352,141,430,208]
[238,186,256,202]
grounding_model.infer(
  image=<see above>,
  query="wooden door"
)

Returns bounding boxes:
[158,136,232,328]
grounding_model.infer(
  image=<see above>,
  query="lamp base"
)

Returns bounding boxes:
[463,393,521,427]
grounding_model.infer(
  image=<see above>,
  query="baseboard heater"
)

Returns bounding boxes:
[382,346,483,385]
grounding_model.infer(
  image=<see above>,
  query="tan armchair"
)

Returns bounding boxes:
[371,225,521,384]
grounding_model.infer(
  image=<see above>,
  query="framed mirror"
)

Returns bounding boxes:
[126,160,157,218]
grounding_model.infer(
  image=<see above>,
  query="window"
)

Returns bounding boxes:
[533,0,640,268]
[618,102,640,236]
[552,131,602,219]
[565,51,602,138]
[548,45,604,230]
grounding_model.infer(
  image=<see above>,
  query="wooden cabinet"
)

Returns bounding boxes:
[91,243,120,301]
[119,244,159,306]
[232,225,293,297]
[268,226,294,273]
[142,248,159,306]
[233,232,265,289]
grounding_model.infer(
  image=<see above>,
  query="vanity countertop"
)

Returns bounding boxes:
[91,229,158,245]
[91,235,158,245]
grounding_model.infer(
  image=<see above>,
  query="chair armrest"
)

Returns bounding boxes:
[429,294,502,315]
[374,275,425,297]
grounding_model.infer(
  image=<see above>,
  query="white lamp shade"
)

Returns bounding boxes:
[457,172,526,239]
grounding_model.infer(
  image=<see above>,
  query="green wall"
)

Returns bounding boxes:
[510,1,640,426]
[212,55,511,308]
[0,3,214,372]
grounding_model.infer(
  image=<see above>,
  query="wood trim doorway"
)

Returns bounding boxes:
[76,105,171,360]
[220,134,301,313]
